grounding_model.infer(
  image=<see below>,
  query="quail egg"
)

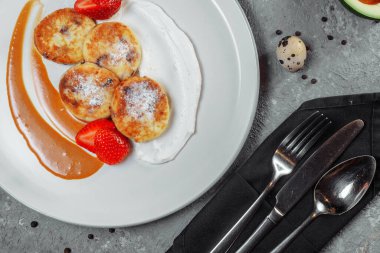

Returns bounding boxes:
[276,36,307,72]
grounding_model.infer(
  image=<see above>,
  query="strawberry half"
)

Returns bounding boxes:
[74,0,122,20]
[94,128,132,165]
[75,119,116,153]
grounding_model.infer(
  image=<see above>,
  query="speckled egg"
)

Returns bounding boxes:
[276,36,307,72]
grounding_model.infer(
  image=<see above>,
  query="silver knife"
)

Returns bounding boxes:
[235,119,365,253]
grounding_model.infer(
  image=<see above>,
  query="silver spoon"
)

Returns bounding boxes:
[270,155,376,253]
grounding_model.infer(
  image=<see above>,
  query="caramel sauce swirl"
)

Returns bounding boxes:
[6,0,103,180]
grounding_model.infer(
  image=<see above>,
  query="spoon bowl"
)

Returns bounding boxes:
[315,155,376,216]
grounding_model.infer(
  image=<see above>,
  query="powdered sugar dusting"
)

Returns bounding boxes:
[74,75,104,107]
[109,39,133,66]
[124,82,158,121]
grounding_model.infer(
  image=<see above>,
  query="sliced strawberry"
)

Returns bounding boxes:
[74,0,122,20]
[94,128,132,165]
[75,119,116,153]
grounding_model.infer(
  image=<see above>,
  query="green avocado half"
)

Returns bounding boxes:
[341,0,380,20]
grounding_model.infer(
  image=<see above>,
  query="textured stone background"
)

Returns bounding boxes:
[2,0,380,252]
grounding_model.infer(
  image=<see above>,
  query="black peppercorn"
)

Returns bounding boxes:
[31,221,38,228]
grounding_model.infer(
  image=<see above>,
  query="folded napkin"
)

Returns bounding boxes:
[167,93,380,253]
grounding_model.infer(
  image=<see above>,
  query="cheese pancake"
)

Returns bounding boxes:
[34,8,96,64]
[83,22,142,80]
[60,63,120,122]
[111,76,170,142]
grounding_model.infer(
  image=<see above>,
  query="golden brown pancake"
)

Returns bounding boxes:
[34,8,96,64]
[83,22,142,80]
[60,62,120,122]
[111,76,170,142]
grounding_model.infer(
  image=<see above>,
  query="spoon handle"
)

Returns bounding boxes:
[270,212,318,253]
[211,178,277,253]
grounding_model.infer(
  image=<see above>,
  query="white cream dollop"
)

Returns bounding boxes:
[117,0,202,164]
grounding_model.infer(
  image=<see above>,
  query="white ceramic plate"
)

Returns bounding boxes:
[0,0,259,227]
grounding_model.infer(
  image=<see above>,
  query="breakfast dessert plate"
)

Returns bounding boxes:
[0,0,259,227]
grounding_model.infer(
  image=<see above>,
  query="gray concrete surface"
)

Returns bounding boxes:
[2,0,380,252]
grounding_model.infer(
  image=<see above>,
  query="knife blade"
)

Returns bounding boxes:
[275,119,364,215]
[236,119,364,253]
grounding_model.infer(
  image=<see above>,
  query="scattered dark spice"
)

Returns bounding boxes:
[102,78,114,87]
[31,221,38,228]
[311,79,318,84]
[327,35,334,40]
[96,55,107,66]
[330,6,335,11]
[64,248,71,253]
[276,30,282,35]
[109,228,116,233]
[341,40,347,45]
[321,17,328,22]
[287,58,291,61]
[59,26,69,34]
[126,49,136,62]
[278,36,291,47]
[302,75,308,80]
[279,60,284,64]
[88,234,94,240]
[295,31,301,36]
[291,54,295,57]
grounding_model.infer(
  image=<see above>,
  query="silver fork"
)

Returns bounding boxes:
[210,111,331,253]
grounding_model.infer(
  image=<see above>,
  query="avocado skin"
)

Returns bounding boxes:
[339,0,380,20]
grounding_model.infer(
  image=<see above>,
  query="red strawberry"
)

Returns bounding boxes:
[74,0,122,20]
[94,129,132,165]
[75,119,116,153]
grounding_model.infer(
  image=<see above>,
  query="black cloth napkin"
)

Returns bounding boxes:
[167,93,380,253]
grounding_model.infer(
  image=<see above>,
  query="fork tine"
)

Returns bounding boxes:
[285,114,324,151]
[295,120,332,160]
[290,117,329,155]
[278,111,320,148]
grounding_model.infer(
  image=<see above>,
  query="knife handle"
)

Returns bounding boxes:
[236,208,283,253]
[211,179,276,253]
